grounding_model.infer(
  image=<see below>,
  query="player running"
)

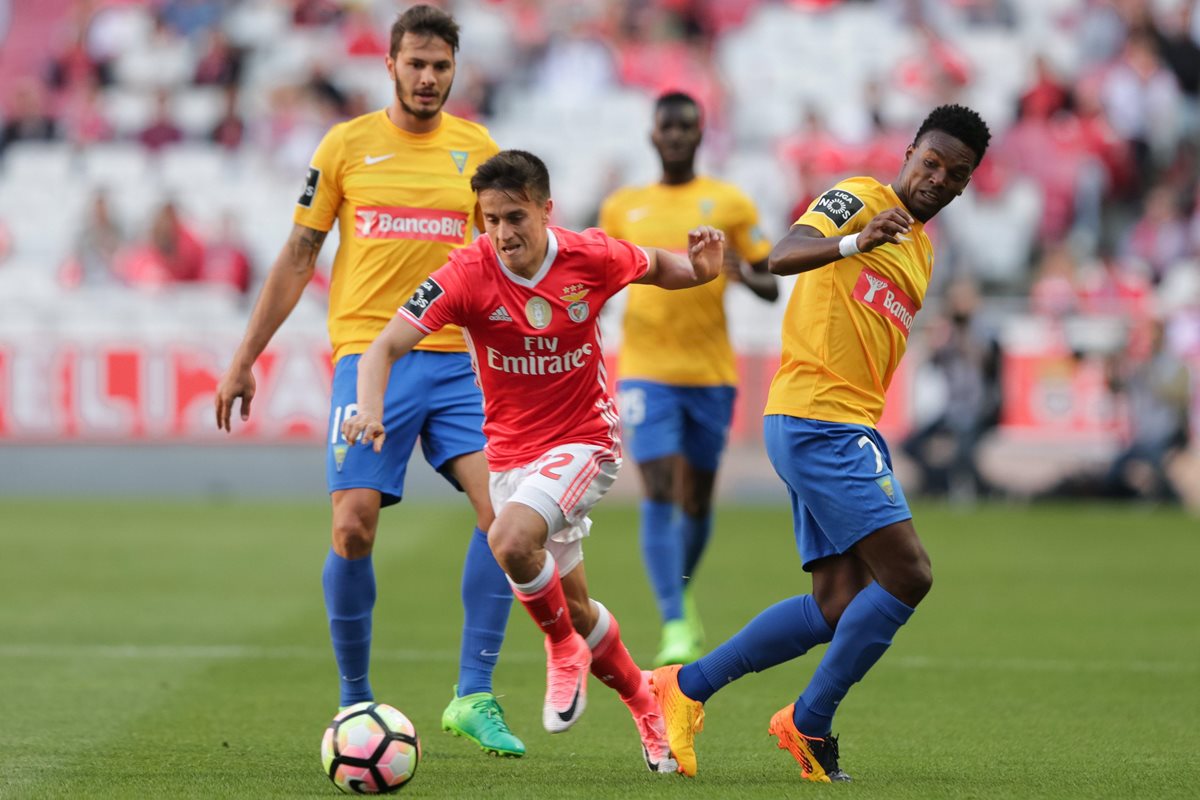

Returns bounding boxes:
[600,91,778,667]
[214,5,525,757]
[342,149,726,773]
[651,104,991,780]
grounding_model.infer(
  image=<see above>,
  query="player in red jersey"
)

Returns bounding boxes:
[343,150,725,772]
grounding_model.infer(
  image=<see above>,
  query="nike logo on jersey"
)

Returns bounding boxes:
[625,207,652,222]
[364,153,395,165]
[488,306,513,322]
[557,675,584,722]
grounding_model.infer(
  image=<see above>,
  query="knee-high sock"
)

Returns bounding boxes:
[457,527,513,696]
[509,554,576,644]
[678,511,713,585]
[639,499,683,622]
[793,581,914,737]
[323,549,376,707]
[678,595,832,704]
[586,600,652,715]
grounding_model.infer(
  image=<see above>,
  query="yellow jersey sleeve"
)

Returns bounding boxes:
[765,177,933,427]
[293,123,346,232]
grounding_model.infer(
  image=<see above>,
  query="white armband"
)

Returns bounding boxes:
[838,234,861,259]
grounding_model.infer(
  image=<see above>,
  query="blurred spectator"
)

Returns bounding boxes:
[61,191,124,288]
[1019,55,1069,120]
[118,201,205,287]
[1150,0,1200,125]
[139,91,184,152]
[341,6,388,57]
[46,20,111,91]
[1044,318,1192,502]
[1077,249,1153,319]
[1099,30,1183,180]
[0,81,58,155]
[892,25,971,107]
[202,211,253,295]
[59,76,112,148]
[210,86,245,150]
[1030,243,1083,319]
[1122,183,1191,283]
[902,281,1001,501]
[293,0,342,27]
[193,29,244,87]
[939,159,1042,291]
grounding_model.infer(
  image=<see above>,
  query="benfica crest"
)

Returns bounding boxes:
[567,301,589,322]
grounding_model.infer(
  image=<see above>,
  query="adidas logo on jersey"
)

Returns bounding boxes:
[489,306,513,322]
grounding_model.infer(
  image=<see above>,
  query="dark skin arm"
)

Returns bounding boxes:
[723,254,779,302]
[767,208,914,276]
[214,223,327,431]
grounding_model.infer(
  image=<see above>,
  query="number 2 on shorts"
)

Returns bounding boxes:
[539,453,574,480]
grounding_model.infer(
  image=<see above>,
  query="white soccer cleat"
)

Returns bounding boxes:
[542,632,591,733]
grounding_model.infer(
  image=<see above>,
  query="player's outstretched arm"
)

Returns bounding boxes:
[215,224,327,431]
[341,317,427,453]
[767,208,913,276]
[640,225,726,290]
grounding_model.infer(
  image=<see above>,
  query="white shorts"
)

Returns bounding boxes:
[489,443,621,576]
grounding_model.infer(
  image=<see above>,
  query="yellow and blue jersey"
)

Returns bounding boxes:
[765,176,934,427]
[599,176,772,386]
[294,109,499,361]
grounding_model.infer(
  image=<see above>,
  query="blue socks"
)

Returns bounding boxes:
[678,594,832,703]
[456,527,513,696]
[793,581,914,737]
[639,499,684,621]
[323,549,376,707]
[679,511,713,583]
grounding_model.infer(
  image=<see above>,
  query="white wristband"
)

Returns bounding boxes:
[838,234,861,259]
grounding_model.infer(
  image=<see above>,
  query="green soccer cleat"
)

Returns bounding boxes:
[654,618,702,667]
[441,687,526,758]
[682,584,705,651]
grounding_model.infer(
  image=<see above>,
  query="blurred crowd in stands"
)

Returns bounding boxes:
[0,0,1196,502]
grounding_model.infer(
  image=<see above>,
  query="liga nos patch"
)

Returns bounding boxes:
[813,188,865,229]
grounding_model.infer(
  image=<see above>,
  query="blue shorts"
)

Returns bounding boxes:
[764,415,912,570]
[616,380,736,472]
[327,351,485,506]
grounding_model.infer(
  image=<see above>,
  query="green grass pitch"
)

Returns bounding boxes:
[1,499,1197,799]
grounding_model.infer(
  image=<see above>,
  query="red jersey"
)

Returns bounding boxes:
[399,226,649,470]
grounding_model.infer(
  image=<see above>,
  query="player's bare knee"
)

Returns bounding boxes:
[487,524,536,578]
[886,550,933,607]
[331,514,376,559]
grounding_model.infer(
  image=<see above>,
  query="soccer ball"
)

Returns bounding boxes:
[321,702,420,793]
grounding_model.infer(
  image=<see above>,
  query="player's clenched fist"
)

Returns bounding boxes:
[342,411,387,452]
[854,207,914,252]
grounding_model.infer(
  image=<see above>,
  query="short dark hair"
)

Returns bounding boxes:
[471,150,551,204]
[912,104,991,167]
[390,4,459,59]
[655,90,699,114]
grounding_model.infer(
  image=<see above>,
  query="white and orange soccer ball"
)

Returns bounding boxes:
[321,702,420,794]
